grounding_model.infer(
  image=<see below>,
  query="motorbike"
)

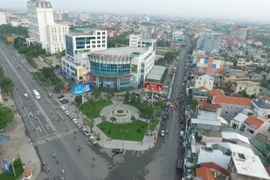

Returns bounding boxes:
[62,169,65,174]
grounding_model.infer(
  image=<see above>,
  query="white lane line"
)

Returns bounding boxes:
[15,93,41,137]
[0,48,56,132]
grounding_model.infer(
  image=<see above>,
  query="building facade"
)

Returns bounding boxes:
[0,8,8,25]
[232,81,261,96]
[230,26,248,40]
[194,74,214,90]
[196,35,221,53]
[27,0,69,54]
[61,29,107,82]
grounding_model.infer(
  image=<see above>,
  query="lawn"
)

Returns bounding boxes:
[80,100,113,119]
[156,49,175,56]
[97,120,148,141]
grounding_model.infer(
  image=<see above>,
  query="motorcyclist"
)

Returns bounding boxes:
[74,135,76,139]
[53,153,56,158]
[56,160,59,164]
[47,167,50,171]
[93,156,95,160]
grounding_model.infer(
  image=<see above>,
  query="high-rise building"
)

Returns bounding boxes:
[27,0,69,54]
[0,8,8,25]
[196,36,221,53]
[231,25,248,40]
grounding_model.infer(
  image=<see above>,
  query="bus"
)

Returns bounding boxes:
[32,89,41,99]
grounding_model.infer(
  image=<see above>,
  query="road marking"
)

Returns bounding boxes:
[32,128,79,147]
[0,48,56,132]
[45,124,50,130]
[37,127,42,132]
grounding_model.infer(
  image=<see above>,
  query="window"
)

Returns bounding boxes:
[97,41,100,43]
[92,45,96,48]
[102,40,105,43]
[97,32,100,35]
[247,128,254,134]
[97,37,100,39]
[102,36,105,39]
[102,32,105,35]
[225,111,228,114]
[97,45,101,47]
[102,44,105,47]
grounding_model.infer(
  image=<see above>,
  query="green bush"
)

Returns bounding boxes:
[0,158,24,180]
[25,55,37,68]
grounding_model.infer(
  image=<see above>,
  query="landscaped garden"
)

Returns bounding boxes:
[80,100,113,119]
[97,120,148,141]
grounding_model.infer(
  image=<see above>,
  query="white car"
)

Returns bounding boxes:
[65,111,70,115]
[60,97,67,101]
[180,130,185,137]
[60,106,65,111]
[72,119,78,124]
[160,129,165,137]
[69,114,74,119]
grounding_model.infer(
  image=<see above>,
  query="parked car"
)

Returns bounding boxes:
[69,114,74,119]
[48,93,53,98]
[77,123,82,129]
[65,111,70,115]
[60,97,67,101]
[180,130,184,138]
[61,100,69,104]
[160,129,165,137]
[58,95,64,99]
[60,106,65,111]
[24,93,29,99]
[72,118,78,124]
[112,149,123,154]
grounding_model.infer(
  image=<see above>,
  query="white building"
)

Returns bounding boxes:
[129,33,157,48]
[0,8,8,25]
[27,0,69,54]
[194,74,214,90]
[230,113,248,130]
[61,29,107,82]
[237,58,253,67]
[251,98,270,118]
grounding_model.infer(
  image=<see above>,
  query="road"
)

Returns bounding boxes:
[0,37,190,180]
[0,42,112,180]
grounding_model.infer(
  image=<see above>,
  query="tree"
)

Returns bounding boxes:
[0,77,14,94]
[83,118,95,132]
[54,82,65,93]
[101,115,107,122]
[164,51,177,61]
[124,91,130,104]
[91,86,101,99]
[260,80,269,88]
[131,115,136,121]
[148,118,159,135]
[75,96,82,106]
[130,92,136,104]
[110,116,116,122]
[0,106,14,129]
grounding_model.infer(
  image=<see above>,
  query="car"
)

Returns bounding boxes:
[24,93,29,99]
[60,106,65,111]
[164,85,168,88]
[180,130,184,138]
[72,118,78,124]
[58,95,64,99]
[65,111,70,115]
[69,114,74,119]
[61,100,69,104]
[17,67,21,69]
[77,123,82,129]
[48,93,53,98]
[112,149,123,154]
[60,97,67,101]
[160,129,165,137]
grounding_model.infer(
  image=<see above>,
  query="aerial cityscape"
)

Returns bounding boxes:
[1,0,270,180]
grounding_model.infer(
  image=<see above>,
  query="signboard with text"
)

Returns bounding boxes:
[72,83,92,96]
[143,82,163,93]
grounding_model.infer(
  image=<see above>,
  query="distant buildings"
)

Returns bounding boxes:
[231,25,248,40]
[26,0,69,54]
[0,8,8,25]
[196,35,221,53]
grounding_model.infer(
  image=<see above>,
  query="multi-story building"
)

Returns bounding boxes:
[27,0,69,54]
[230,25,248,40]
[213,95,252,118]
[232,81,261,96]
[194,74,214,90]
[61,29,107,82]
[196,35,221,53]
[195,56,225,75]
[0,8,8,25]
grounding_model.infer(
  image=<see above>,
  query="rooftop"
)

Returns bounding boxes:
[233,113,248,123]
[197,110,217,120]
[252,98,270,109]
[147,66,166,82]
[221,132,250,145]
[92,47,148,57]
[191,118,222,126]
[213,95,251,106]
[200,162,230,177]
[232,152,270,179]
[199,101,221,109]
[209,89,223,96]
[245,115,264,129]
[195,166,215,180]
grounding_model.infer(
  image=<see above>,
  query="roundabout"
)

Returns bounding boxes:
[100,104,140,123]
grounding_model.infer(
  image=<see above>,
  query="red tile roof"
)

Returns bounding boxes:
[196,166,215,180]
[199,102,221,109]
[245,115,264,129]
[261,96,270,103]
[213,95,251,106]
[201,162,230,176]
[209,89,223,96]
[199,86,209,91]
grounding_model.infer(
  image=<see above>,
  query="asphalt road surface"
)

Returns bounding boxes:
[0,38,189,180]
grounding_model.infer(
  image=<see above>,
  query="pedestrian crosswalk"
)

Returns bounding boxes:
[32,128,79,147]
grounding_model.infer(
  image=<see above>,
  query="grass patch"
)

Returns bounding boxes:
[156,49,175,56]
[97,120,148,141]
[0,158,24,180]
[117,109,124,113]
[80,100,113,119]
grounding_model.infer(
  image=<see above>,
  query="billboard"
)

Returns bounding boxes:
[3,158,10,173]
[144,82,163,93]
[77,67,83,79]
[72,83,92,96]
[131,64,138,74]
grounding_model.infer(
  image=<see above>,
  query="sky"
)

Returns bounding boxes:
[2,0,270,22]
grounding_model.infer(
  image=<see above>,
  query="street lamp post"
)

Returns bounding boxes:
[12,159,16,177]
